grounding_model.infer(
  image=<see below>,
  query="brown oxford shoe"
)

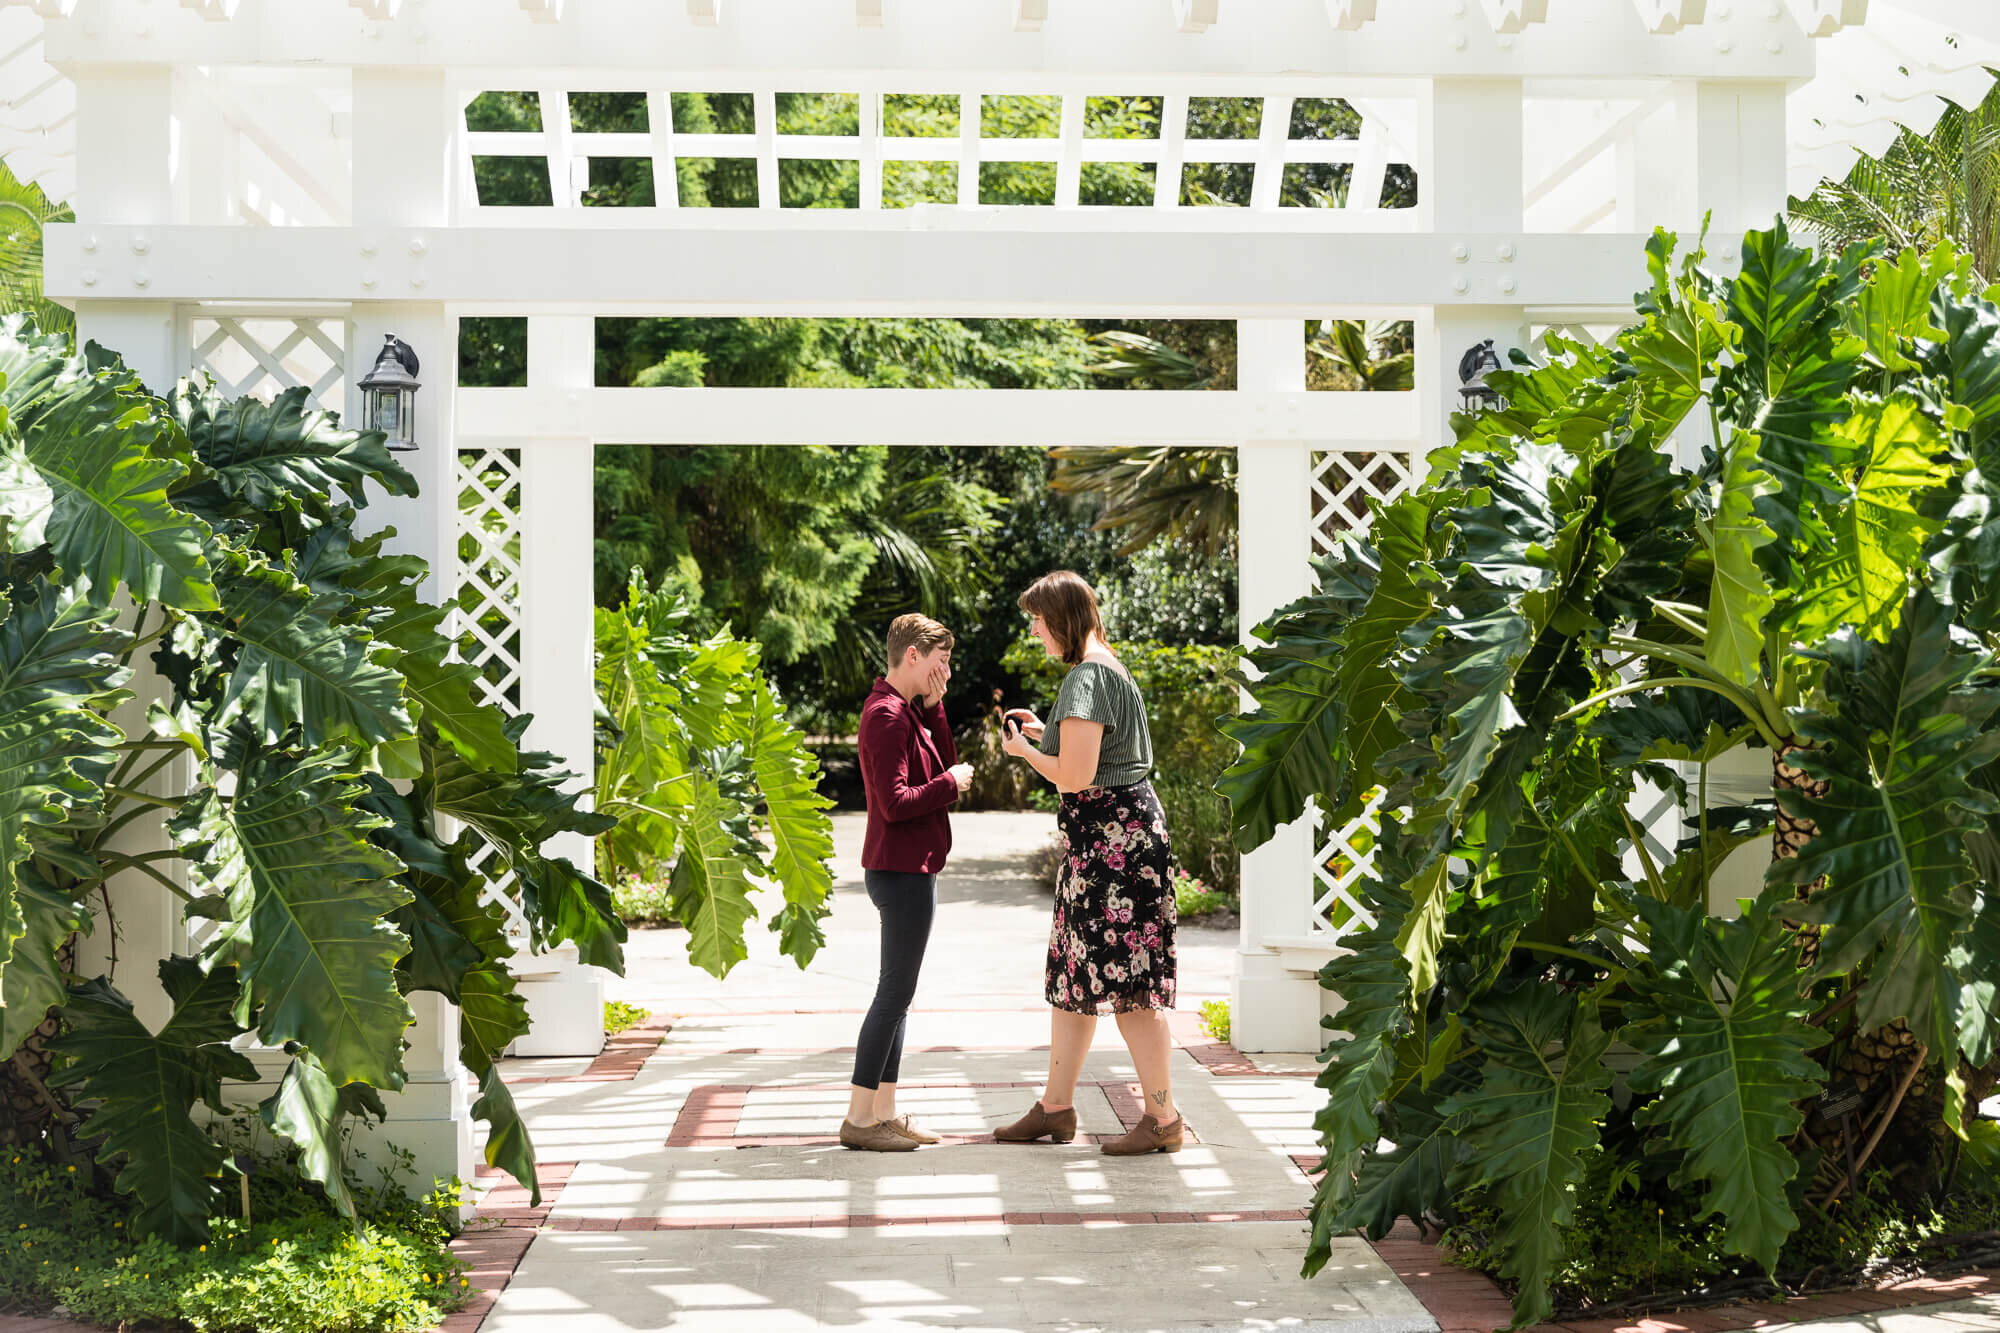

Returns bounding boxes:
[839,1118,919,1152]
[882,1114,941,1145]
[1100,1113,1184,1156]
[993,1101,1077,1144]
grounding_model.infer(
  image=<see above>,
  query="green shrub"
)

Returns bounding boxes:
[0,1138,469,1333]
[1156,773,1239,899]
[1442,1129,2000,1316]
[1197,999,1231,1044]
[1173,870,1228,918]
[604,1000,650,1036]
[611,873,676,926]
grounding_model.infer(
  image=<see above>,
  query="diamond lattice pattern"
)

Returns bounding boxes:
[454,446,525,715]
[1313,792,1384,941]
[188,316,345,409]
[1311,448,1417,554]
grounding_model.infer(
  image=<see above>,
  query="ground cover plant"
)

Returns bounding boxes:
[0,316,625,1241]
[1220,221,2000,1325]
[0,1131,468,1332]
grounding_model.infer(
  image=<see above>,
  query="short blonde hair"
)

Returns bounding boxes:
[886,613,954,668]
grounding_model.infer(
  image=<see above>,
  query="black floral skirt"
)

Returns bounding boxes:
[1046,779,1178,1015]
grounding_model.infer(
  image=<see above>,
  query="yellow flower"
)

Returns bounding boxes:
[65,1166,74,1174]
[198,1245,206,1252]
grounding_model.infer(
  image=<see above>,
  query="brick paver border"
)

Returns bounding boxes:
[664,1077,1188,1149]
[502,1013,674,1085]
[543,1208,1311,1232]
[437,1159,580,1332]
[1366,1219,2000,1333]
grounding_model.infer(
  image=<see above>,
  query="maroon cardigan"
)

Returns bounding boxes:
[857,678,960,873]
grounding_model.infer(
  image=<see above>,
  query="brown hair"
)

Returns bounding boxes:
[1017,570,1103,666]
[886,613,954,669]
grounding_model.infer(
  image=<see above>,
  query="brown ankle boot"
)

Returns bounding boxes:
[1101,1113,1184,1156]
[993,1101,1077,1144]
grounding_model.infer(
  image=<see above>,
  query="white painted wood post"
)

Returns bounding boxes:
[346,68,475,1191]
[508,314,605,1058]
[1230,319,1324,1054]
[68,68,185,1036]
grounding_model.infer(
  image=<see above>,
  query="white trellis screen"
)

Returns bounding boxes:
[185,315,347,408]
[457,85,1421,222]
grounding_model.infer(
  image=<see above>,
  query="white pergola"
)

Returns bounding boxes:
[8,0,1983,1188]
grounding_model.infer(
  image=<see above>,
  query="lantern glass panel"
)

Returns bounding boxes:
[372,388,400,436]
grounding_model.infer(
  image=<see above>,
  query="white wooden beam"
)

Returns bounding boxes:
[686,0,720,23]
[1013,0,1048,32]
[179,0,241,18]
[458,384,1418,447]
[347,0,400,16]
[1325,0,1376,30]
[1786,0,1866,36]
[42,0,1816,80]
[1479,0,1547,34]
[44,222,1652,312]
[1632,0,1706,33]
[520,0,564,21]
[1173,0,1218,34]
[857,0,883,27]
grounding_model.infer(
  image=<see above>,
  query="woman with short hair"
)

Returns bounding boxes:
[841,613,976,1152]
[997,570,1183,1155]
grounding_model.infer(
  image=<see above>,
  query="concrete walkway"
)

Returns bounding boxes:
[470,811,1416,1333]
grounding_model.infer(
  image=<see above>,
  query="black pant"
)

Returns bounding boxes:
[851,869,937,1090]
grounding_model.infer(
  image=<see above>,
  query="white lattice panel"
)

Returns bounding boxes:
[457,85,1419,223]
[187,316,346,409]
[1310,448,1417,554]
[1311,792,1384,942]
[454,446,525,714]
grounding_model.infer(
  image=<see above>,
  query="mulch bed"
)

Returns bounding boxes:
[1368,1219,2000,1333]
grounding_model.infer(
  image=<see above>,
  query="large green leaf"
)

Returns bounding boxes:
[1439,987,1612,1329]
[1623,897,1826,1274]
[47,959,259,1243]
[1790,392,1951,643]
[0,323,217,611]
[1723,222,1866,546]
[1303,822,1420,1278]
[1848,244,1954,372]
[1923,288,2000,458]
[1706,430,1778,686]
[214,559,412,751]
[1327,1069,1470,1244]
[593,597,693,879]
[1778,593,2000,1051]
[747,676,834,966]
[171,380,415,515]
[668,761,764,979]
[175,748,414,1089]
[0,866,89,1057]
[1626,274,1736,434]
[0,580,127,996]
[260,1051,377,1219]
[420,721,624,973]
[472,1063,539,1208]
[1953,885,2000,1066]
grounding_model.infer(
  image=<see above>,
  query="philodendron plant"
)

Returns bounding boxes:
[1219,221,2000,1325]
[0,318,625,1243]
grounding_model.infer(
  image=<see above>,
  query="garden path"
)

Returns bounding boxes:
[463,810,1417,1332]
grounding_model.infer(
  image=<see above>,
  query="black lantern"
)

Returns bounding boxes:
[1457,338,1506,416]
[359,334,421,452]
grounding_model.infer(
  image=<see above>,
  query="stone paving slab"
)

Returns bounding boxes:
[479,1225,1434,1333]
[549,1136,1311,1225]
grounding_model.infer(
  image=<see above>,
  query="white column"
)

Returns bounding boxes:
[1230,319,1324,1054]
[1419,79,1528,468]
[507,315,605,1058]
[67,67,186,1034]
[347,69,472,1188]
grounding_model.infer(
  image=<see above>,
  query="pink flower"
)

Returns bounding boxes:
[1106,851,1126,870]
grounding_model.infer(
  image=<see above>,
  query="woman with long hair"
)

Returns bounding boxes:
[996,570,1183,1155]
